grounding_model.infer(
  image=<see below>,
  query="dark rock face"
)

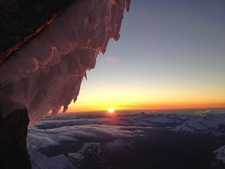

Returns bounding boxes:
[0,0,76,62]
[0,109,31,169]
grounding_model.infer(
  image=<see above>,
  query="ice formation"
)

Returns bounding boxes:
[0,0,130,121]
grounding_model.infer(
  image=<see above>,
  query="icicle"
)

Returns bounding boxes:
[0,0,130,121]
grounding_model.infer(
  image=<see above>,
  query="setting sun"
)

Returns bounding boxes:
[108,108,115,114]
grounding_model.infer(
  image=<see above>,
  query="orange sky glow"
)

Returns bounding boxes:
[66,83,225,113]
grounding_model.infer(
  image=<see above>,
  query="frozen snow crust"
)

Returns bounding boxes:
[0,0,130,121]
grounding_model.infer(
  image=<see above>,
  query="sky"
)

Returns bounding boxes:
[68,0,225,112]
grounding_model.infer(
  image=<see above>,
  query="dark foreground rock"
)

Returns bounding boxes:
[0,109,31,169]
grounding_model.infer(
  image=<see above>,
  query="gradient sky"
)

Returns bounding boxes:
[68,0,225,112]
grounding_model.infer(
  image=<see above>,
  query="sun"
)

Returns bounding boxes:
[108,107,115,114]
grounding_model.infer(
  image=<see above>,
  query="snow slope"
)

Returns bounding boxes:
[214,146,225,164]
[172,109,225,136]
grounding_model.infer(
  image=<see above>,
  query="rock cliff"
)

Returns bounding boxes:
[0,109,31,169]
